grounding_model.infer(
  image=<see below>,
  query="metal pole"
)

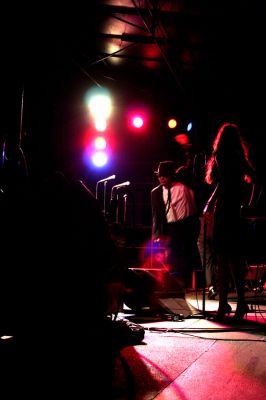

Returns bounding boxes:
[123,194,128,225]
[115,192,119,224]
[103,181,107,218]
[202,214,207,313]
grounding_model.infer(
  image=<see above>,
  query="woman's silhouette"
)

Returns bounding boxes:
[205,122,255,321]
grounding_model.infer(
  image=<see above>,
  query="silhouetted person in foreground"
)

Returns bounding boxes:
[205,122,255,321]
[0,164,125,396]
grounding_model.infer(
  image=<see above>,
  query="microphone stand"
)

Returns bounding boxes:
[115,191,119,224]
[95,181,100,200]
[96,175,116,199]
[187,213,209,320]
[202,213,207,314]
[103,180,108,219]
[123,194,128,225]
[95,175,116,216]
[110,182,131,224]
[199,184,219,317]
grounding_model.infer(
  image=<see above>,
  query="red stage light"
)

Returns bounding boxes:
[132,116,144,128]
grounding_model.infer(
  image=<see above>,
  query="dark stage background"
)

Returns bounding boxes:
[1,2,266,229]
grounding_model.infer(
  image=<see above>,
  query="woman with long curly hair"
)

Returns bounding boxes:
[205,122,255,321]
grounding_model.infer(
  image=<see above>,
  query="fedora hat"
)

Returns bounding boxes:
[154,161,177,177]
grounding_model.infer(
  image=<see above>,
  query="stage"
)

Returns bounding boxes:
[111,290,266,399]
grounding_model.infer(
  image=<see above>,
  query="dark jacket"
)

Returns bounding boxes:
[151,184,167,239]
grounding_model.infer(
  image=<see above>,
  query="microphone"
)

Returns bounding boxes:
[97,174,116,183]
[112,181,130,189]
[95,175,116,200]
[110,181,130,201]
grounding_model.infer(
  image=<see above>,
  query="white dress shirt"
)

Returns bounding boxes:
[162,182,197,223]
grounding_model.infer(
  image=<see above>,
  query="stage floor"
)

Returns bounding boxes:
[111,290,266,399]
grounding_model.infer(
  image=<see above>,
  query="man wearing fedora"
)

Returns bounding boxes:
[151,160,202,291]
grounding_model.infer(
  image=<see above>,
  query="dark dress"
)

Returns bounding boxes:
[212,151,253,255]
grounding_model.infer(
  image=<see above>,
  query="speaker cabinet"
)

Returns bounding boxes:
[123,268,185,311]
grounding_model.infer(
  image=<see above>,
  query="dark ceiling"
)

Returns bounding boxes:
[2,0,266,182]
[60,0,266,124]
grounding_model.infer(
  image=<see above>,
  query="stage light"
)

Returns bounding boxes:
[92,151,108,167]
[167,117,194,134]
[94,137,106,150]
[132,116,144,128]
[168,118,177,129]
[83,138,110,169]
[90,95,112,119]
[85,87,112,120]
[126,103,149,134]
[187,121,193,132]
[95,118,107,132]
[175,133,189,146]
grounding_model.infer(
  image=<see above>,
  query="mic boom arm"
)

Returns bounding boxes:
[110,181,130,201]
[96,174,116,199]
[112,181,130,189]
